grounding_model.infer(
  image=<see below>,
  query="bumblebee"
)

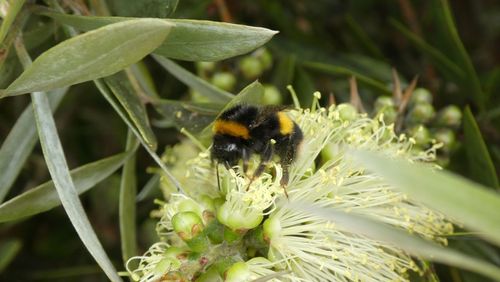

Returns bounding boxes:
[211,104,303,194]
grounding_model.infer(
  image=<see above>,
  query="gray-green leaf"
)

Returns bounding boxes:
[32,89,122,281]
[104,72,157,150]
[119,132,139,263]
[37,11,278,61]
[463,106,499,189]
[350,149,500,247]
[0,151,131,222]
[153,55,233,103]
[0,239,22,273]
[2,19,172,96]
[0,87,67,203]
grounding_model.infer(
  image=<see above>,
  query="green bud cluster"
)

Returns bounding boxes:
[193,48,281,104]
[318,87,461,166]
[130,189,276,281]
[369,88,462,166]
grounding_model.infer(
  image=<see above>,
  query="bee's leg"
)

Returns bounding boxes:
[280,165,290,199]
[242,148,250,175]
[216,163,221,192]
[246,144,273,191]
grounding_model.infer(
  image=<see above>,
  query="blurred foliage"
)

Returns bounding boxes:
[0,0,499,281]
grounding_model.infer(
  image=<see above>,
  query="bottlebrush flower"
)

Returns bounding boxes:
[127,102,452,282]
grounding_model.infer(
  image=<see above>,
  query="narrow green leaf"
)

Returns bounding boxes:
[0,51,22,89]
[39,10,127,31]
[0,151,131,222]
[23,21,57,50]
[154,19,278,61]
[129,62,160,99]
[0,87,67,203]
[152,55,233,103]
[389,19,464,79]
[198,81,265,144]
[272,54,296,91]
[294,66,316,107]
[108,0,178,18]
[463,106,499,189]
[350,150,500,247]
[432,0,485,111]
[292,203,500,281]
[3,19,172,96]
[136,174,161,202]
[38,11,278,61]
[0,0,26,45]
[153,99,221,132]
[119,131,139,263]
[95,79,184,194]
[104,72,157,150]
[0,239,22,273]
[345,14,385,60]
[31,90,122,281]
[220,80,265,113]
[302,61,392,95]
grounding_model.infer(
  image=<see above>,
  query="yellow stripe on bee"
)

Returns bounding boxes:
[213,120,250,139]
[277,112,294,135]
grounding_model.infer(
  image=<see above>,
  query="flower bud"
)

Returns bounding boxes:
[190,90,211,103]
[178,199,203,216]
[435,105,462,128]
[410,88,433,105]
[337,103,358,121]
[257,48,273,70]
[172,211,204,241]
[320,143,338,164]
[217,202,263,231]
[407,102,435,124]
[433,128,456,151]
[199,195,216,213]
[262,84,282,105]
[152,246,187,275]
[407,125,431,146]
[239,56,263,80]
[374,96,394,112]
[211,72,236,92]
[196,61,216,73]
[225,262,251,282]
[262,217,281,243]
[379,106,397,125]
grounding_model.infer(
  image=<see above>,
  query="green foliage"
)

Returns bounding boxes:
[463,107,499,189]
[3,19,172,96]
[0,0,498,281]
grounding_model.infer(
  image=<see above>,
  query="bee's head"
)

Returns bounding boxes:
[210,135,244,166]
